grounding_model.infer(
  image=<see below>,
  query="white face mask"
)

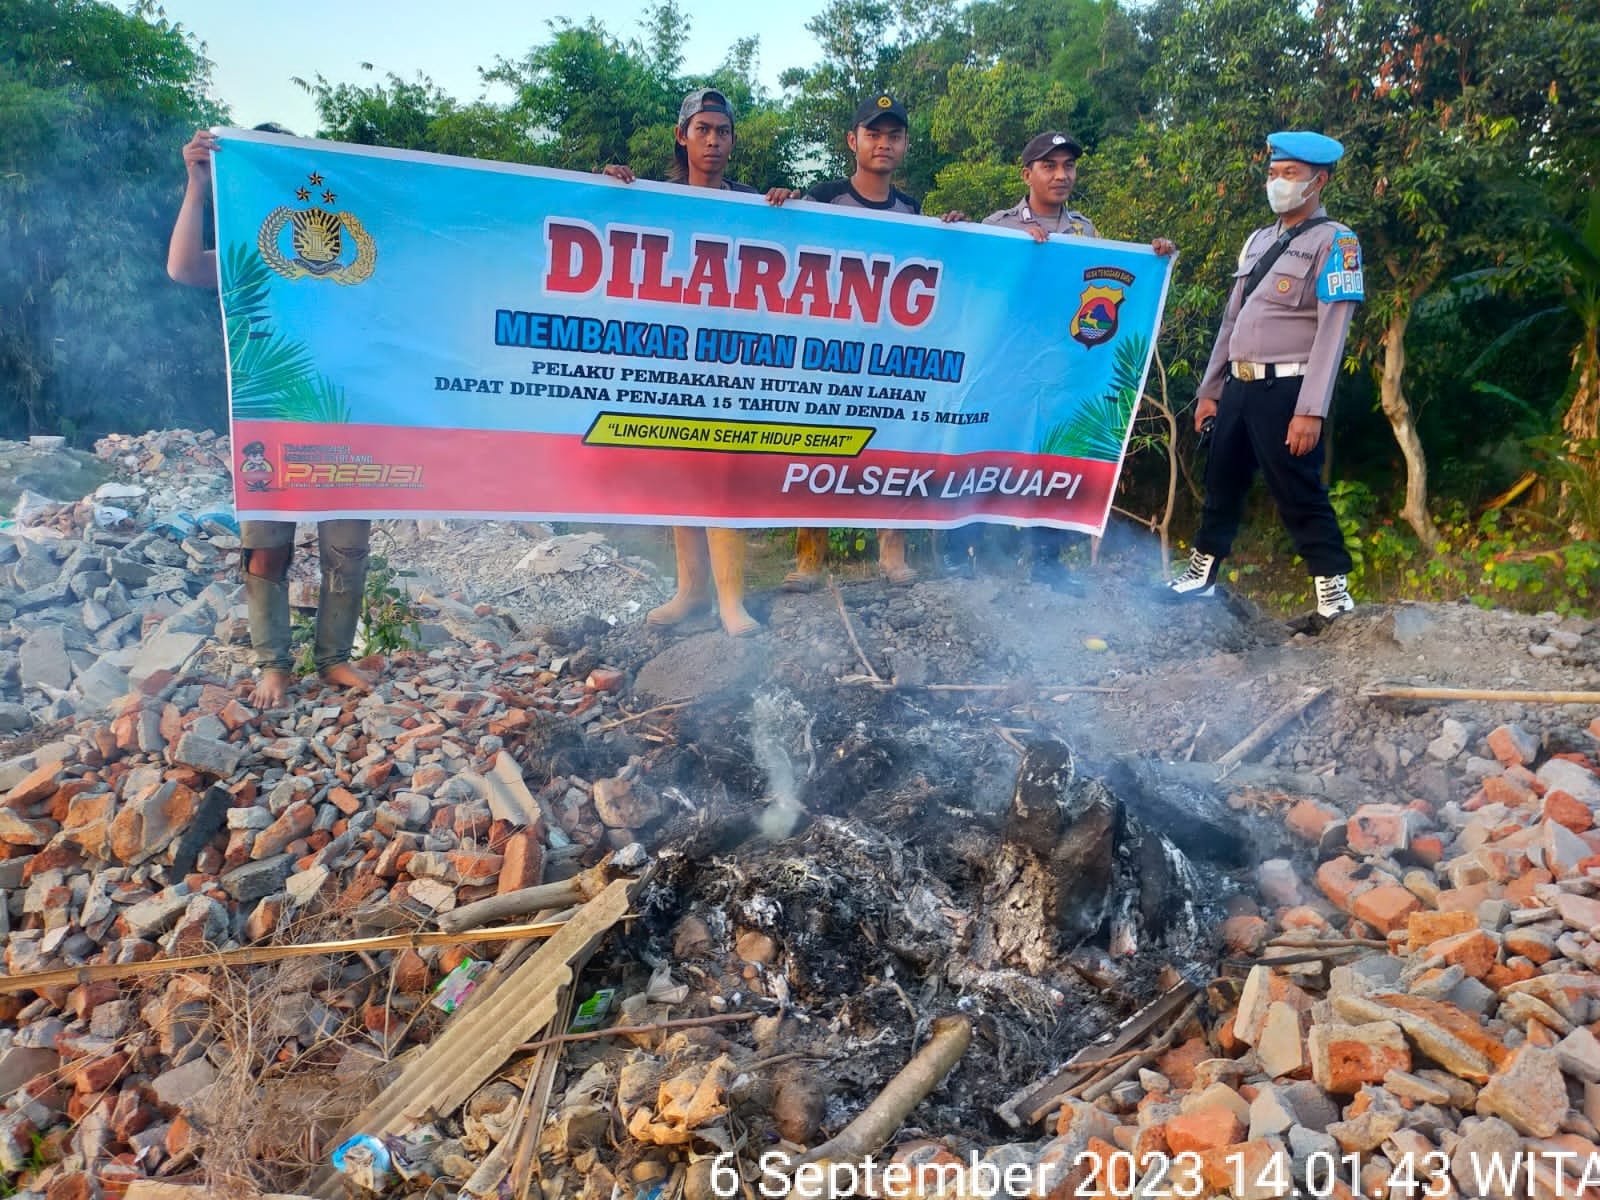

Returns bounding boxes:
[1266,175,1319,214]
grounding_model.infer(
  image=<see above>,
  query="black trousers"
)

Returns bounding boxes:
[1195,376,1353,576]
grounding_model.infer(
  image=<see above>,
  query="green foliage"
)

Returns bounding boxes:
[0,0,227,442]
[358,552,424,658]
[1039,335,1149,461]
[221,245,350,424]
[289,551,422,675]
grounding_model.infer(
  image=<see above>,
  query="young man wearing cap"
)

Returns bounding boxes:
[166,125,376,710]
[767,94,962,590]
[1165,130,1364,628]
[983,131,1177,591]
[601,88,762,636]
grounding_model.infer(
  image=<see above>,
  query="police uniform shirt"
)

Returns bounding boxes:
[983,199,1098,238]
[806,178,920,214]
[1198,206,1365,419]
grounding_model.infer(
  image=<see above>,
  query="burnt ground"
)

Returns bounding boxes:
[483,532,1600,1158]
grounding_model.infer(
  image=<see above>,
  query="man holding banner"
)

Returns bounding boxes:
[766,93,964,592]
[983,131,1177,591]
[167,125,374,710]
[205,110,1173,622]
[602,87,763,636]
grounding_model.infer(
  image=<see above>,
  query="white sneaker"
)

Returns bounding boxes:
[1314,574,1355,619]
[1165,549,1220,598]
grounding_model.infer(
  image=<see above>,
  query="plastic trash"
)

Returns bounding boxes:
[331,1134,393,1191]
[430,957,490,1013]
[93,505,131,528]
[570,987,617,1031]
[196,510,239,535]
[152,512,198,539]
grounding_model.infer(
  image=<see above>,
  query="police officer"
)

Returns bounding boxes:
[983,131,1176,590]
[1165,131,1365,626]
[767,94,963,589]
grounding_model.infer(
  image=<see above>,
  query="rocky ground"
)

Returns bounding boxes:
[4,432,1600,1200]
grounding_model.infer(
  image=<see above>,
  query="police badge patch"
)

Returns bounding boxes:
[1318,231,1365,302]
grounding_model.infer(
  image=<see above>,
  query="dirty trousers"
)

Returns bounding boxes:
[1194,377,1353,577]
[240,519,371,673]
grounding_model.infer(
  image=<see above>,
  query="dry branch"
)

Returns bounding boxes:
[437,880,586,934]
[830,579,882,682]
[517,1010,761,1052]
[0,917,571,996]
[1076,993,1204,1103]
[795,1016,971,1170]
[1215,686,1328,770]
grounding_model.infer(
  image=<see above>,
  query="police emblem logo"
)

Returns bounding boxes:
[238,440,274,493]
[1318,230,1366,303]
[1276,277,1293,294]
[1070,283,1125,348]
[258,171,377,284]
[876,95,893,108]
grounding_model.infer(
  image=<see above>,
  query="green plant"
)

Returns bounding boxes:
[359,552,424,658]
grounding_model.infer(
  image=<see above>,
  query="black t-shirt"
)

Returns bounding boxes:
[805,178,921,214]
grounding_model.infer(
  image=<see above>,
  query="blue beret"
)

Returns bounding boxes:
[1267,131,1344,167]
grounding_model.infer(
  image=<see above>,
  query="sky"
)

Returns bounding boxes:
[155,0,830,135]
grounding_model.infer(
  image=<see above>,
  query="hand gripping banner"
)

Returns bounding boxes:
[214,129,1173,533]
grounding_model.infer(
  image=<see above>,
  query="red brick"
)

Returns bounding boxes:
[1351,884,1421,934]
[2,762,60,809]
[497,830,545,895]
[1309,1022,1410,1094]
[1156,1037,1208,1092]
[1164,1108,1245,1155]
[393,949,430,994]
[1221,915,1271,954]
[67,1051,129,1095]
[1544,790,1594,833]
[1410,835,1445,867]
[1506,868,1554,906]
[328,786,362,816]
[1484,775,1537,808]
[586,668,625,693]
[1316,856,1375,913]
[1407,909,1478,952]
[1348,804,1412,856]
[1286,798,1341,843]
[1430,929,1500,979]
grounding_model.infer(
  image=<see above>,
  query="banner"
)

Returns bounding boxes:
[214,130,1172,532]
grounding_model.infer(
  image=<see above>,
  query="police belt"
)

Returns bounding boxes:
[1230,361,1307,382]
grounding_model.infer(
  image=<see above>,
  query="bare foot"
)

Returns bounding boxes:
[247,668,292,710]
[320,662,375,693]
[781,570,822,593]
[880,564,919,586]
[718,602,760,637]
[646,590,711,626]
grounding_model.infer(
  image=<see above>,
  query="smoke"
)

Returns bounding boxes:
[750,689,811,840]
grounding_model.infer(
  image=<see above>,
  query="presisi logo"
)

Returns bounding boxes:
[283,462,424,487]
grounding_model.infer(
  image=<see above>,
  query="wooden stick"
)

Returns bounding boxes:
[830,579,882,682]
[1215,686,1328,770]
[516,1010,761,1052]
[998,981,1197,1128]
[1365,684,1600,705]
[843,680,1127,695]
[437,881,585,934]
[1077,993,1204,1104]
[1265,936,1389,950]
[594,700,692,731]
[511,983,576,1200]
[0,917,571,996]
[795,1016,971,1170]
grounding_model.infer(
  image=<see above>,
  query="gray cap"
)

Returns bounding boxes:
[678,88,735,129]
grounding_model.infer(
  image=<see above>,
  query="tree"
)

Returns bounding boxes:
[0,0,226,441]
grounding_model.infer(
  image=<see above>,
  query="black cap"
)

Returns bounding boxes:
[1022,130,1083,164]
[678,88,735,129]
[852,94,909,129]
